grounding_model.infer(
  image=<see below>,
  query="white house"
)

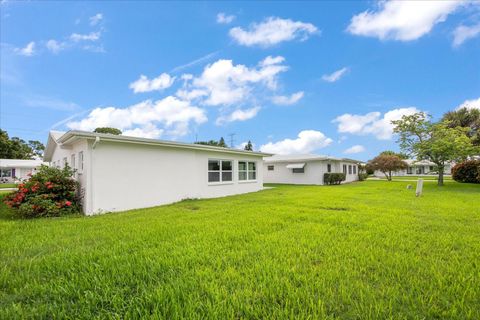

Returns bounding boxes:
[263,154,361,185]
[0,159,46,183]
[44,130,270,215]
[374,159,453,177]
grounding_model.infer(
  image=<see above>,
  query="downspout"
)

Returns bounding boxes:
[89,137,100,215]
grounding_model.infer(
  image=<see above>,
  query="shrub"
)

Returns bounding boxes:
[324,173,346,185]
[452,160,480,184]
[358,173,368,181]
[4,165,81,218]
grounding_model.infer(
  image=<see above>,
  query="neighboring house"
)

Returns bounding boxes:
[373,159,453,177]
[263,154,361,185]
[0,159,46,183]
[44,130,270,215]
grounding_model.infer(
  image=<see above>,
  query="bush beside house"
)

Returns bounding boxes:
[324,173,346,185]
[4,165,81,218]
[452,160,480,184]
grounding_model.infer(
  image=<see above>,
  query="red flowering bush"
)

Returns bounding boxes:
[4,165,81,218]
[452,160,480,184]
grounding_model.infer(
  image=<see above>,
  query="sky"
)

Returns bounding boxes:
[1,0,479,161]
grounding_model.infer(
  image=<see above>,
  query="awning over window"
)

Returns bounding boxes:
[286,163,306,169]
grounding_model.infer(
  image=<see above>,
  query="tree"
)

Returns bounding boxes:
[218,137,228,148]
[94,127,122,135]
[0,129,45,159]
[380,150,408,159]
[392,112,478,186]
[368,154,407,181]
[441,107,480,146]
[244,140,253,151]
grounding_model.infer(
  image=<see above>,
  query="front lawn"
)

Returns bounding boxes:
[0,183,16,189]
[1,181,479,319]
[375,175,453,181]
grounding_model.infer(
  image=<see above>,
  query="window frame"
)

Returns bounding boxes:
[238,160,257,183]
[327,163,332,173]
[267,165,274,171]
[78,151,84,173]
[348,165,352,175]
[343,164,347,174]
[208,159,233,184]
[292,167,305,174]
[353,165,357,174]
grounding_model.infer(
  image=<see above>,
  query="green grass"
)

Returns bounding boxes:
[1,181,479,319]
[0,183,16,189]
[375,175,453,181]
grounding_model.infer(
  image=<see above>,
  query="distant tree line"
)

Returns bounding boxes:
[0,129,45,159]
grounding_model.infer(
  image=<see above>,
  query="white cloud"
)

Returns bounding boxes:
[191,55,288,106]
[67,96,207,138]
[347,1,463,41]
[453,23,480,47]
[15,41,35,56]
[333,107,421,140]
[260,130,333,155]
[129,73,175,93]
[229,17,318,47]
[216,106,260,125]
[237,141,256,150]
[70,32,101,42]
[272,91,304,105]
[46,39,65,54]
[89,13,103,26]
[123,123,164,139]
[217,12,235,24]
[322,67,349,82]
[343,145,366,154]
[456,97,480,110]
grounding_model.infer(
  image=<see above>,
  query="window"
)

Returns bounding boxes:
[63,157,67,168]
[429,166,434,171]
[353,166,357,174]
[327,164,331,173]
[407,167,413,174]
[71,154,76,170]
[267,165,274,171]
[208,159,232,183]
[292,168,304,173]
[0,169,12,177]
[343,164,347,174]
[78,151,84,172]
[348,165,352,174]
[239,161,256,181]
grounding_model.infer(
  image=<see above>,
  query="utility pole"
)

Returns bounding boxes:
[228,133,236,148]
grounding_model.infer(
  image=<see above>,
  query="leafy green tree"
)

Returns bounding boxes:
[441,107,480,146]
[392,112,478,186]
[218,137,228,148]
[94,127,122,135]
[244,140,253,151]
[380,150,408,159]
[195,137,229,148]
[368,154,407,181]
[0,129,45,159]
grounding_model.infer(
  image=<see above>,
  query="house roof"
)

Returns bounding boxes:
[0,159,46,168]
[44,130,272,161]
[264,154,362,164]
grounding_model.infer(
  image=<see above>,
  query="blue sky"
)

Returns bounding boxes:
[1,1,479,160]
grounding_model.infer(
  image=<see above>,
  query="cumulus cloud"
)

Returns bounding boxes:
[272,91,304,105]
[15,41,35,56]
[216,107,260,125]
[189,56,288,106]
[343,145,366,154]
[123,123,164,139]
[67,96,207,138]
[46,39,66,54]
[89,13,103,26]
[456,97,480,110]
[453,23,480,47]
[229,17,318,47]
[347,1,462,41]
[70,31,101,42]
[322,67,349,82]
[217,12,235,24]
[333,107,421,140]
[129,73,175,93]
[260,130,333,155]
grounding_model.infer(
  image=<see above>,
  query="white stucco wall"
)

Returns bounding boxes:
[263,160,358,185]
[87,141,264,214]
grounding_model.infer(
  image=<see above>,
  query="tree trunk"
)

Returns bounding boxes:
[438,165,444,186]
[384,171,390,181]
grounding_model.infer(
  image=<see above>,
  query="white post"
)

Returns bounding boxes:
[416,179,424,197]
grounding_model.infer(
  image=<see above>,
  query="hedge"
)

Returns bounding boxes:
[452,160,480,184]
[324,173,346,185]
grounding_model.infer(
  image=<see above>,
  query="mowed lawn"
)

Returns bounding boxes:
[1,181,479,319]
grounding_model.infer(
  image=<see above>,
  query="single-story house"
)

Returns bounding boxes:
[0,159,46,183]
[44,130,271,215]
[373,159,453,177]
[263,154,362,185]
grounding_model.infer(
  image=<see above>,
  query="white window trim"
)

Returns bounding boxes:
[238,160,257,182]
[208,159,233,185]
[78,151,84,174]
